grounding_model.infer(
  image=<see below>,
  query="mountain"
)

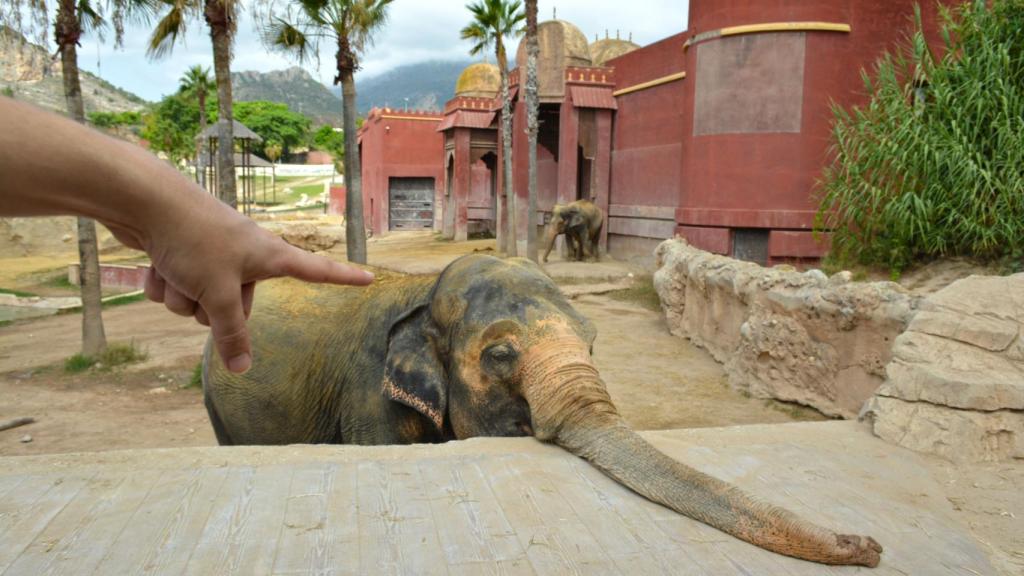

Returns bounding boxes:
[0,27,148,116]
[337,60,472,115]
[232,67,343,125]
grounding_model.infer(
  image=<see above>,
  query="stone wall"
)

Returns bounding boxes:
[861,274,1024,462]
[653,239,920,418]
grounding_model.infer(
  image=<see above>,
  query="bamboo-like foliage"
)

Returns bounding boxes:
[817,1,1024,272]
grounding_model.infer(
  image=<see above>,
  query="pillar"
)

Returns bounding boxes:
[453,128,471,242]
[594,108,613,252]
[557,98,579,205]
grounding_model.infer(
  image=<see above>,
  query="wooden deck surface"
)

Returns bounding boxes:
[0,421,993,575]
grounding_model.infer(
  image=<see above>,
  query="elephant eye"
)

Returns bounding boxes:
[485,343,517,362]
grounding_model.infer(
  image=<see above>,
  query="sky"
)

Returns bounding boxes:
[66,0,689,102]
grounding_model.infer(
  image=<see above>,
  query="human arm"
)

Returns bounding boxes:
[0,97,373,373]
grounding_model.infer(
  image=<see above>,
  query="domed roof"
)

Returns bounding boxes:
[515,20,592,69]
[589,38,640,66]
[454,62,500,98]
[515,20,592,99]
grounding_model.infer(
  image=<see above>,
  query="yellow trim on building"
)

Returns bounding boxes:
[612,71,687,97]
[722,22,850,36]
[379,115,443,122]
[684,22,851,50]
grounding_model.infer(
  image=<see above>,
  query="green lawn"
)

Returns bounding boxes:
[242,175,334,206]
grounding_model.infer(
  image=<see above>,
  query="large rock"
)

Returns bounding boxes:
[0,217,120,258]
[259,221,344,252]
[654,239,920,418]
[862,274,1024,462]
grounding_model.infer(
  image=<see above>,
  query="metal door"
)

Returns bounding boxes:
[389,177,434,230]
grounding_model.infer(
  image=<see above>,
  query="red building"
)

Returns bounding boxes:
[355,0,954,264]
[357,107,445,234]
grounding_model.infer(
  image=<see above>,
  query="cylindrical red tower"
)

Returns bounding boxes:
[677,0,953,264]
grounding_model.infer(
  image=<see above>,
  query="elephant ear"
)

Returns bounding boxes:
[382,305,447,433]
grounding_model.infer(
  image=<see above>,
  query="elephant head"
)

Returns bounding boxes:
[542,205,569,263]
[381,254,882,567]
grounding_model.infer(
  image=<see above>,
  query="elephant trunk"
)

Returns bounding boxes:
[542,222,559,262]
[519,338,882,568]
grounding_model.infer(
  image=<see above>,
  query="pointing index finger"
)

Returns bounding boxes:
[275,245,374,286]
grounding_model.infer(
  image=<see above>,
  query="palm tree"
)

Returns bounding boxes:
[261,0,394,265]
[2,0,144,358]
[461,0,525,256]
[148,0,238,209]
[523,0,538,261]
[55,0,110,357]
[179,65,215,190]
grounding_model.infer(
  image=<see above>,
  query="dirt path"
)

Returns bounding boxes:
[576,294,822,429]
[0,300,208,374]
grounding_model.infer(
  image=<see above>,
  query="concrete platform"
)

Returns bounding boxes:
[0,422,993,575]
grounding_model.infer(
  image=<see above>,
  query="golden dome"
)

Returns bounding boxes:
[589,38,640,66]
[454,62,501,98]
[515,20,592,99]
[516,20,592,69]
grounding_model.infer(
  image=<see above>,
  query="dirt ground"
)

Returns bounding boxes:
[0,230,1020,574]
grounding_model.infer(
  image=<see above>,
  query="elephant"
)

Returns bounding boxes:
[542,199,603,263]
[202,254,882,567]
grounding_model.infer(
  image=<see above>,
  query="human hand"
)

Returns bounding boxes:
[107,198,373,374]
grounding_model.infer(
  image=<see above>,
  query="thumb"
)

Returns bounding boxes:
[203,289,252,374]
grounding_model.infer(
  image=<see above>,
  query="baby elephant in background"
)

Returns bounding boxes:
[203,254,882,568]
[542,199,603,263]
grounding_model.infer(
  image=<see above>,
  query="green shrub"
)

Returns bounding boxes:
[98,342,148,367]
[63,341,147,372]
[64,354,96,373]
[817,1,1024,273]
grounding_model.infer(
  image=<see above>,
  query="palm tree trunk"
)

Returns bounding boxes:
[57,0,106,357]
[339,66,367,264]
[197,91,207,190]
[524,0,539,262]
[206,0,236,208]
[497,41,516,256]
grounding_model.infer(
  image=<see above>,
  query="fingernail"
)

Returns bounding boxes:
[227,353,251,373]
[364,271,375,281]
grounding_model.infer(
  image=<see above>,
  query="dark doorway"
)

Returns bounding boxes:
[732,228,770,265]
[481,152,498,234]
[389,177,435,230]
[576,146,593,201]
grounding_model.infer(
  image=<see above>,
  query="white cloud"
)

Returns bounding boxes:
[73,0,688,102]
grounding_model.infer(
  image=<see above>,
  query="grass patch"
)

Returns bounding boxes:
[64,353,96,373]
[99,341,148,367]
[185,362,204,389]
[63,341,148,373]
[0,320,11,328]
[44,274,77,290]
[606,275,661,311]
[0,287,37,297]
